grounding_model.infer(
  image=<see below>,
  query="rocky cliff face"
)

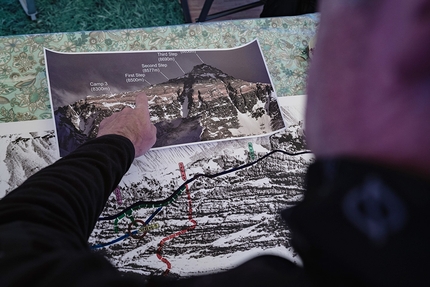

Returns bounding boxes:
[0,131,57,195]
[54,64,284,156]
[91,138,309,276]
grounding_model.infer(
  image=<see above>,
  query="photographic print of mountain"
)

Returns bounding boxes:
[45,40,285,157]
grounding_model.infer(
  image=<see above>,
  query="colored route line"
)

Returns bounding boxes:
[114,186,123,205]
[92,149,311,250]
[156,162,197,275]
[92,207,163,249]
[248,142,255,161]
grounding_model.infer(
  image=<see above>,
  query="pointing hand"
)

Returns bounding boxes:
[97,92,157,158]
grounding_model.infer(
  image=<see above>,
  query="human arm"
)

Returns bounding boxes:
[0,92,157,285]
[0,92,157,245]
[0,135,148,285]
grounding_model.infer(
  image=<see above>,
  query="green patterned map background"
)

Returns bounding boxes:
[0,15,318,123]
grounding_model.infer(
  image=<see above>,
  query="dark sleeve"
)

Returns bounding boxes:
[0,134,135,248]
[0,135,154,286]
[282,158,430,287]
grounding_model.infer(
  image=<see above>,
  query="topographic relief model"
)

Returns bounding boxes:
[88,96,311,277]
[45,40,285,157]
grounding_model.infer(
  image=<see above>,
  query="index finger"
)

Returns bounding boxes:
[134,92,149,110]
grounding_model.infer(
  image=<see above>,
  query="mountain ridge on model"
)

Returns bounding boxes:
[54,63,284,156]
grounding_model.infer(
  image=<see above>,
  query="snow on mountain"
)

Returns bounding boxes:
[91,112,311,277]
[54,63,284,156]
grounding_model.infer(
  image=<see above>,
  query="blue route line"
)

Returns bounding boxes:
[91,207,163,249]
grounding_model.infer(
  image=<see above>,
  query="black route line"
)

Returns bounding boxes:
[98,149,312,221]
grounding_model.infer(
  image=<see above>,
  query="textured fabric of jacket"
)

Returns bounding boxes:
[284,158,430,287]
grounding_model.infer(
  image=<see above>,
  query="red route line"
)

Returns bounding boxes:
[156,162,197,275]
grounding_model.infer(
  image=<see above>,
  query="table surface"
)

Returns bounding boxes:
[0,15,318,276]
[0,14,318,123]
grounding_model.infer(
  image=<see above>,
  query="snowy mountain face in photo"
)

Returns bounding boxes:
[54,64,284,156]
